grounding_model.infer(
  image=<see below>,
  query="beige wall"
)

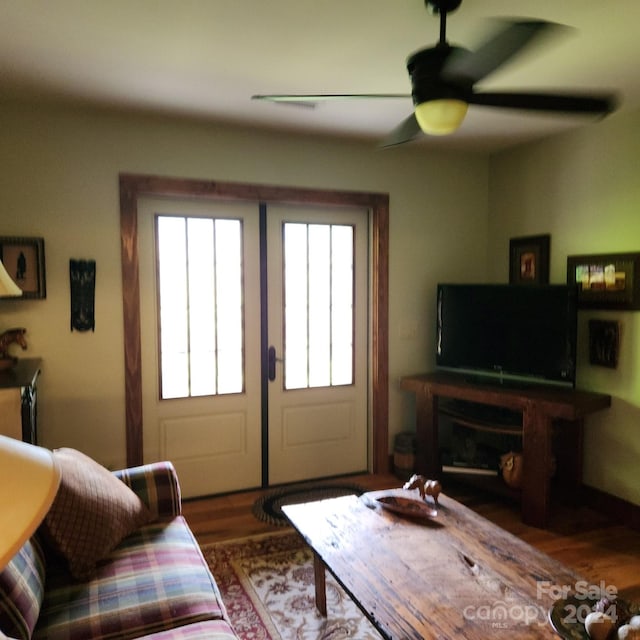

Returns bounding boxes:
[5,100,634,505]
[488,108,640,505]
[0,102,488,471]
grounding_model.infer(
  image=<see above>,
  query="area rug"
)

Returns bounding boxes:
[251,482,364,526]
[201,530,380,640]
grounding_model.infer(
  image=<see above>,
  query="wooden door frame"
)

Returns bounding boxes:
[119,173,389,474]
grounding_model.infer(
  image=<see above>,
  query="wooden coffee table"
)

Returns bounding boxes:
[283,489,583,639]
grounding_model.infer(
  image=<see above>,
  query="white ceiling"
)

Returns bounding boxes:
[1,0,638,152]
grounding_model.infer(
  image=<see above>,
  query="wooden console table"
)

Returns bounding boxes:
[0,358,41,444]
[400,372,611,528]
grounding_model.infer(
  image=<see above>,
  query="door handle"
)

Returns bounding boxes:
[268,346,283,381]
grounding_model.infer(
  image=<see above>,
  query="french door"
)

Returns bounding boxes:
[267,205,369,485]
[138,198,262,497]
[138,197,369,497]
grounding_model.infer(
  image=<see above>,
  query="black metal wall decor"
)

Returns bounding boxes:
[70,259,96,332]
[588,319,620,368]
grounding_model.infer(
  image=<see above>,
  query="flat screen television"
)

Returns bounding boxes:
[436,284,578,388]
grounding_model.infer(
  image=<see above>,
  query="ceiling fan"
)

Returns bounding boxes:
[252,0,617,147]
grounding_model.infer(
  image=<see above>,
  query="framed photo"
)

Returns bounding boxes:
[567,252,640,310]
[509,234,550,285]
[0,236,46,299]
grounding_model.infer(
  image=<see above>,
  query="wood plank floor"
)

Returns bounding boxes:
[182,473,640,603]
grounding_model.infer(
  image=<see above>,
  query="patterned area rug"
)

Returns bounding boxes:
[201,531,380,640]
[251,483,364,526]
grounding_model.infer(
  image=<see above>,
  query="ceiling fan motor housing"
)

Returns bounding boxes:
[407,45,471,105]
[426,0,462,15]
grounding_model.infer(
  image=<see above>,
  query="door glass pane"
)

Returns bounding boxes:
[283,222,354,390]
[187,218,216,396]
[157,217,189,399]
[308,224,331,387]
[215,219,244,394]
[156,215,244,399]
[283,223,308,390]
[331,225,354,385]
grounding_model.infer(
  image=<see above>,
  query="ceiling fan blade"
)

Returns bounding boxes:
[469,91,617,114]
[379,113,422,148]
[252,94,409,102]
[444,20,561,84]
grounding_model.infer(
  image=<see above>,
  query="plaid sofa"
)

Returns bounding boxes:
[0,462,239,640]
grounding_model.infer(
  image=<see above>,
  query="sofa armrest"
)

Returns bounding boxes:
[113,461,182,520]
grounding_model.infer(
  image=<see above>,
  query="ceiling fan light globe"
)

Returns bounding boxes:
[414,99,468,135]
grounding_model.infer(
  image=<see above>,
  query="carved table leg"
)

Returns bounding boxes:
[522,402,553,528]
[415,389,440,478]
[313,550,327,616]
[554,418,585,503]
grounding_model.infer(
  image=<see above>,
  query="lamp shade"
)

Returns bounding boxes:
[414,99,468,135]
[0,435,60,569]
[0,259,22,297]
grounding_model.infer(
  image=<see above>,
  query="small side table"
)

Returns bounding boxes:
[0,358,41,444]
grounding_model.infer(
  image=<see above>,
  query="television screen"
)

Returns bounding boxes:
[436,284,578,388]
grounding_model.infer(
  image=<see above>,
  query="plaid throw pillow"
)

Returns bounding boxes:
[40,448,151,580]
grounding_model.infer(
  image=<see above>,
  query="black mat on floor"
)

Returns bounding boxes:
[252,481,365,526]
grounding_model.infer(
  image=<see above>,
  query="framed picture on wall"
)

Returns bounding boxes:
[509,234,550,285]
[0,236,47,299]
[567,252,640,309]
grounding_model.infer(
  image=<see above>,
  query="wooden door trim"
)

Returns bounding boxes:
[119,173,389,473]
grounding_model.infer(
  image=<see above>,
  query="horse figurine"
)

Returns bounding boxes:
[0,327,28,369]
[403,474,442,506]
